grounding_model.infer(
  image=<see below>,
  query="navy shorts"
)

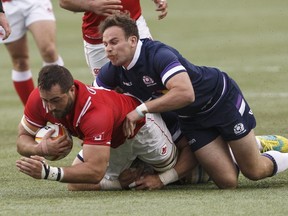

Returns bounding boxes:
[179,78,256,152]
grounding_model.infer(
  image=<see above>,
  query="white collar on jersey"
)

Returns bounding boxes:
[124,40,142,70]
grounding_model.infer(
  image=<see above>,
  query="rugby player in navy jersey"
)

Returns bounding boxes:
[96,13,288,189]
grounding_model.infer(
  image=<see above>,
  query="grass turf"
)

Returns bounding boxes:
[0,0,288,215]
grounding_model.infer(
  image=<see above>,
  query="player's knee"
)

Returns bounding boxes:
[41,45,58,61]
[214,174,238,189]
[241,169,263,181]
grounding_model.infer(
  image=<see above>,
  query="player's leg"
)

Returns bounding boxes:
[27,0,63,67]
[136,15,153,40]
[194,136,239,189]
[135,113,179,172]
[131,113,199,189]
[180,134,288,185]
[84,41,109,80]
[4,36,35,105]
[1,1,35,105]
[28,20,63,66]
[229,130,288,180]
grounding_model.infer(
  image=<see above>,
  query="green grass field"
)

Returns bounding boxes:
[1,1,288,215]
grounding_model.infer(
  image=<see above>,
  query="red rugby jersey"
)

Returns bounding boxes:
[24,80,145,148]
[82,0,141,44]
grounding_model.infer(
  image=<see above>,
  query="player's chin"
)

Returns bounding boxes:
[108,57,121,66]
[109,59,118,66]
[51,111,65,119]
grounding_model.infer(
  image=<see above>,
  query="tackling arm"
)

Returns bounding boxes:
[124,72,194,137]
[133,136,198,190]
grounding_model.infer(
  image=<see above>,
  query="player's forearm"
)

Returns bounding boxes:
[61,163,105,184]
[16,136,42,157]
[67,183,101,191]
[173,138,198,179]
[157,140,197,186]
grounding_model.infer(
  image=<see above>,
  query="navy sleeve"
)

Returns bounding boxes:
[96,63,117,89]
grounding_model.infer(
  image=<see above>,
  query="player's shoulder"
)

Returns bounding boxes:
[97,63,120,88]
[141,39,176,60]
[26,88,41,106]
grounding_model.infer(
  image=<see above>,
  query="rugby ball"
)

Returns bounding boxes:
[35,124,73,161]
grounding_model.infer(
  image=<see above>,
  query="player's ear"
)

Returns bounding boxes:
[129,36,138,47]
[69,84,76,94]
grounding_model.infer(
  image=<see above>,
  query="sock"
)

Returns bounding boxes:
[43,55,64,66]
[262,151,288,175]
[12,70,35,105]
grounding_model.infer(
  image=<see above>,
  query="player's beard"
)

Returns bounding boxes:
[52,97,74,119]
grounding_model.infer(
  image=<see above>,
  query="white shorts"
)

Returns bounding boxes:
[84,15,152,77]
[78,113,178,180]
[0,0,55,44]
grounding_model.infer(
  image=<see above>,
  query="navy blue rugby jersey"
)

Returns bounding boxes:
[97,38,229,116]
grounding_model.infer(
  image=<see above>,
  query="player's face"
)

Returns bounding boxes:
[102,26,137,68]
[40,84,75,119]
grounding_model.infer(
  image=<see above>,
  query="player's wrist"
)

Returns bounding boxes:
[135,103,149,117]
[39,140,49,155]
[41,162,64,181]
[158,168,179,186]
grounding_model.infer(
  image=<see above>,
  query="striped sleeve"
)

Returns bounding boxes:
[161,61,186,85]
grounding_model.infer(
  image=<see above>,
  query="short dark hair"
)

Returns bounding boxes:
[38,65,74,93]
[99,12,139,40]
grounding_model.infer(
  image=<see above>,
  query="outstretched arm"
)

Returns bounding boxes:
[16,144,110,184]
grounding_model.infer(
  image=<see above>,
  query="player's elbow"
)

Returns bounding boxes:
[181,91,195,105]
[67,183,80,191]
[16,141,27,157]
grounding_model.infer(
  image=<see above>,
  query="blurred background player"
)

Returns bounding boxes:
[0,0,64,105]
[59,0,167,79]
[0,0,11,40]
